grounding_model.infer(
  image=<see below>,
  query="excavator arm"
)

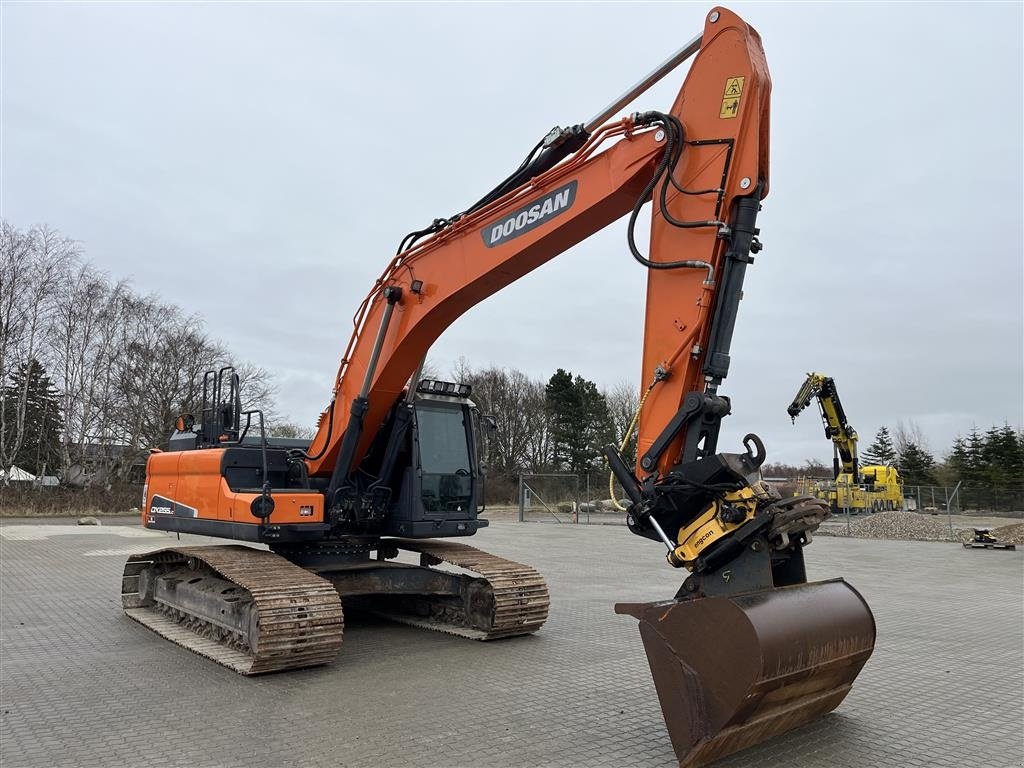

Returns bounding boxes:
[788,372,860,479]
[303,8,769,496]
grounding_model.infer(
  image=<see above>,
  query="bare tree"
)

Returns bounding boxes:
[0,224,77,476]
[0,220,338,486]
[50,264,132,473]
[450,355,472,386]
[0,222,33,380]
[449,361,553,477]
[521,377,552,474]
[605,380,641,466]
[112,295,204,461]
[236,361,281,430]
[416,356,441,383]
[802,457,830,477]
[269,422,316,440]
[893,420,928,454]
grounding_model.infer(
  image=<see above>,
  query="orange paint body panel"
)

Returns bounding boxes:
[143,449,324,527]
[640,9,770,473]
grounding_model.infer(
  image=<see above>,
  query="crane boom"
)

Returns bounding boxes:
[787,372,859,480]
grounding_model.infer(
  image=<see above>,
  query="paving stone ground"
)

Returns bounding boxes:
[1,518,1021,768]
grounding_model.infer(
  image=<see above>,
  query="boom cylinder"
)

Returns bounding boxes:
[326,287,403,503]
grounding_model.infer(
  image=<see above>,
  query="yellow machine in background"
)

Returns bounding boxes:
[788,373,904,513]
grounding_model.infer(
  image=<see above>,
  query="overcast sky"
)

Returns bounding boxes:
[3,2,1022,464]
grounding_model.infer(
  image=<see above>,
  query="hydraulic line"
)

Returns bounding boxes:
[291,397,335,462]
[609,378,659,511]
[625,112,718,279]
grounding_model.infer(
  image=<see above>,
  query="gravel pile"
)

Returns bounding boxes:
[822,510,961,542]
[954,522,1024,545]
[990,523,1024,545]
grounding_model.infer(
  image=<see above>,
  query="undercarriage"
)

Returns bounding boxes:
[122,539,549,675]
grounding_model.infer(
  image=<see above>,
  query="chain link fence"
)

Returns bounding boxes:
[515,474,1024,524]
[517,474,581,523]
[517,472,632,524]
[903,485,1023,518]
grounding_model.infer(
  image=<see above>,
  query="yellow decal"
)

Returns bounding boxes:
[723,76,745,97]
[719,76,744,119]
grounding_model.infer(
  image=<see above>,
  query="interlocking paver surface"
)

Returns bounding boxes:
[1,518,1021,768]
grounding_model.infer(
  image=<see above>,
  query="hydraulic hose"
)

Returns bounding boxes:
[609,378,659,511]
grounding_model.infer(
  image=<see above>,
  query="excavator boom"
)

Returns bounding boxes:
[304,7,770,485]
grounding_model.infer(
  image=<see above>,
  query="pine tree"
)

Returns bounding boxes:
[545,369,613,474]
[981,424,1024,489]
[1008,427,1024,486]
[946,435,970,479]
[980,426,1005,488]
[575,376,614,473]
[861,426,897,466]
[545,369,575,471]
[1,359,64,476]
[965,427,985,487]
[898,442,937,487]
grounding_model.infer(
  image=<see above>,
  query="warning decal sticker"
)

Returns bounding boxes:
[719,76,745,119]
[723,77,745,97]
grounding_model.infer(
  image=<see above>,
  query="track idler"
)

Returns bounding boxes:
[617,563,875,767]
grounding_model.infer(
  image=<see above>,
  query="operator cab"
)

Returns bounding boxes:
[383,378,489,537]
[415,400,474,513]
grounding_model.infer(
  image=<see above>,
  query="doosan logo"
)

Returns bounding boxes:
[482,181,578,247]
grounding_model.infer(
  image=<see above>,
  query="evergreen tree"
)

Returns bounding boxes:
[946,435,970,480]
[545,369,613,474]
[981,426,1003,487]
[897,442,937,486]
[1,359,64,476]
[861,426,897,466]
[965,427,986,487]
[545,369,574,470]
[946,425,1024,510]
[981,424,1024,488]
[1009,427,1024,485]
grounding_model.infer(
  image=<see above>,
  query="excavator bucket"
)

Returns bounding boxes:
[617,578,875,768]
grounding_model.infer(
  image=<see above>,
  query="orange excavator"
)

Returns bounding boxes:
[122,8,875,766]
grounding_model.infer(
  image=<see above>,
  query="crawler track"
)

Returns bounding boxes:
[380,539,550,639]
[122,539,548,675]
[122,546,344,675]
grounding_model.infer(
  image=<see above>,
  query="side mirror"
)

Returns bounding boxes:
[175,413,196,433]
[483,414,497,432]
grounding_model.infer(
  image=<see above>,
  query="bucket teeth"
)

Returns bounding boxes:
[617,579,875,768]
